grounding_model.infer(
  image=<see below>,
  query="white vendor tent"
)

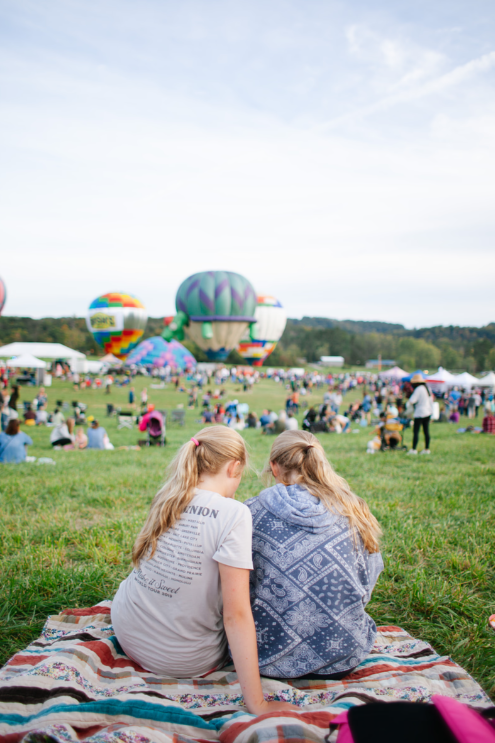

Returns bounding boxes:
[0,342,85,359]
[379,365,407,380]
[447,372,479,389]
[6,354,47,368]
[100,353,122,365]
[70,358,104,374]
[426,367,454,384]
[477,371,495,387]
[425,367,455,392]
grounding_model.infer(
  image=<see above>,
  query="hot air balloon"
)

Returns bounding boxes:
[163,271,257,361]
[86,292,147,359]
[0,276,6,316]
[125,336,196,370]
[237,295,287,366]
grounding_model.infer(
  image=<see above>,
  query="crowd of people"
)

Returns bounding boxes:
[2,362,495,463]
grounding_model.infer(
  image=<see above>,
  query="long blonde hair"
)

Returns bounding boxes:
[132,426,248,566]
[263,430,381,553]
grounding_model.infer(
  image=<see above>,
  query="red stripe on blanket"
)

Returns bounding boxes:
[220,711,336,743]
[61,606,111,616]
[6,654,49,667]
[0,733,25,743]
[343,658,458,680]
[376,626,405,632]
[77,640,149,672]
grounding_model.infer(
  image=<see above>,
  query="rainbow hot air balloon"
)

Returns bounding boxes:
[86,292,147,359]
[163,271,257,361]
[237,295,287,366]
[0,276,6,316]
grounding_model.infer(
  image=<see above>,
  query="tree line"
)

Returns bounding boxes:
[0,315,494,372]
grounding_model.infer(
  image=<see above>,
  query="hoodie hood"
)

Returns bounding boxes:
[258,483,339,534]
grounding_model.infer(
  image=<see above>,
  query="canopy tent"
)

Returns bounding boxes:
[447,372,479,389]
[125,336,196,370]
[6,354,47,369]
[425,367,455,392]
[425,367,455,384]
[476,371,495,387]
[402,370,427,381]
[379,365,407,380]
[0,342,85,359]
[100,353,122,365]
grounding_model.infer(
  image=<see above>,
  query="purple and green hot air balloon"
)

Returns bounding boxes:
[163,271,257,361]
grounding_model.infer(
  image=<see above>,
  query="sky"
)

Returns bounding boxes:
[1,0,495,328]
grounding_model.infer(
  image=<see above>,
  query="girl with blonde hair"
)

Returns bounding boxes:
[112,426,294,716]
[245,430,383,680]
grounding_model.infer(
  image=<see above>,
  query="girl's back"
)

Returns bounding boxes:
[246,483,382,678]
[247,430,383,679]
[112,488,252,676]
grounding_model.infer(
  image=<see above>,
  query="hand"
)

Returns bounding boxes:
[248,700,299,716]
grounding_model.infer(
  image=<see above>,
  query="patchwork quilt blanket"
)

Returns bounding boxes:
[0,602,491,743]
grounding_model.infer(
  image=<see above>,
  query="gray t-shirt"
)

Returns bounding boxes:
[112,489,253,677]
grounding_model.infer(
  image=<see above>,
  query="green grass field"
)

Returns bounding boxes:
[1,376,494,698]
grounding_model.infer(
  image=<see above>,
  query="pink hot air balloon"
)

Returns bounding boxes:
[0,276,6,316]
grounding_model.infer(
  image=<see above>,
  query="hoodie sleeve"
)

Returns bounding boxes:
[363,552,384,606]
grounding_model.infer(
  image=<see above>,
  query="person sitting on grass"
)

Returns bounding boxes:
[263,410,287,435]
[111,426,296,717]
[36,404,48,425]
[482,408,495,434]
[285,411,298,430]
[245,411,258,428]
[50,417,74,448]
[23,405,36,426]
[202,408,214,424]
[87,419,112,449]
[0,419,33,463]
[246,430,383,680]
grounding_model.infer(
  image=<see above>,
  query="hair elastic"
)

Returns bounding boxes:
[191,437,200,447]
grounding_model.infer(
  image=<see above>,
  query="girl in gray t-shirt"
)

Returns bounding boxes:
[112,425,296,717]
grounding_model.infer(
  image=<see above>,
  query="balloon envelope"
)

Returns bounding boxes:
[125,336,196,370]
[86,292,147,359]
[0,276,6,316]
[237,295,287,366]
[175,271,257,360]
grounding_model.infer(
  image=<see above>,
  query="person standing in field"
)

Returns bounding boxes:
[141,387,148,411]
[407,374,433,455]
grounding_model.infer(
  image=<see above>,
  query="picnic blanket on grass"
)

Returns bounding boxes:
[0,601,491,743]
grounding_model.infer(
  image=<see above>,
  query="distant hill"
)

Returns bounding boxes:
[288,317,405,334]
[0,315,494,372]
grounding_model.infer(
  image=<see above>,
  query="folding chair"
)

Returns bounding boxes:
[117,411,134,430]
[170,410,186,426]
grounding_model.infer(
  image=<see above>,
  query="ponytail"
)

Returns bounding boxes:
[262,430,381,553]
[132,426,247,566]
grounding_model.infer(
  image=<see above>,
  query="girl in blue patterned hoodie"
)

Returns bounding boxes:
[245,430,383,680]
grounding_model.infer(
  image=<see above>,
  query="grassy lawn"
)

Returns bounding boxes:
[1,375,494,699]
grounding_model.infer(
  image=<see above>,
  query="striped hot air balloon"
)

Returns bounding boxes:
[86,292,147,359]
[163,271,257,361]
[0,276,6,316]
[237,295,287,365]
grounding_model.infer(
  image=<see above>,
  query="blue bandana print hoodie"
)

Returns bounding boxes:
[245,484,383,678]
